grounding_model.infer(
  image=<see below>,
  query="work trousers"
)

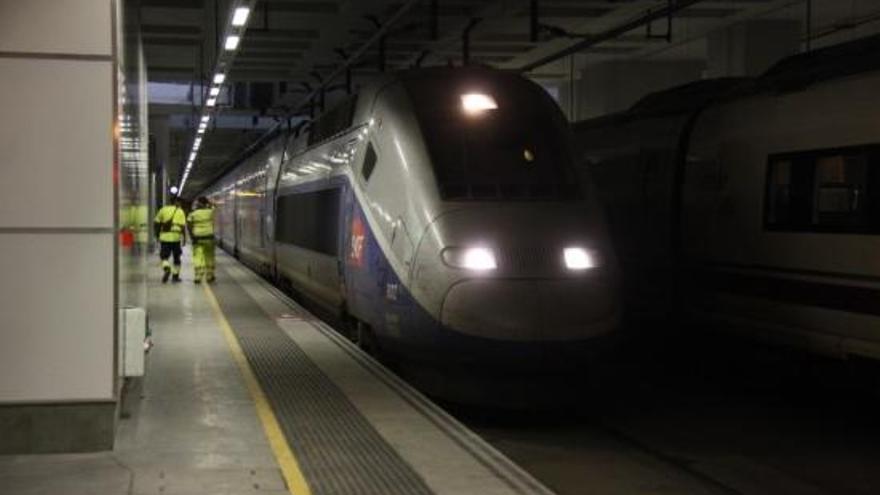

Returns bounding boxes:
[159,241,182,275]
[192,238,215,281]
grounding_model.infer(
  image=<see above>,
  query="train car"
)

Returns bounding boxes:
[204,67,621,399]
[574,78,748,323]
[575,35,880,360]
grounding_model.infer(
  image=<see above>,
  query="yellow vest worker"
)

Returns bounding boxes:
[187,197,215,283]
[154,199,187,283]
[133,204,149,246]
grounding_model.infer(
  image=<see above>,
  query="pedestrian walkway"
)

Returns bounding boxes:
[0,251,552,495]
[0,251,286,494]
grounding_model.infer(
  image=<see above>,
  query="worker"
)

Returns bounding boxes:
[154,196,187,283]
[187,196,216,284]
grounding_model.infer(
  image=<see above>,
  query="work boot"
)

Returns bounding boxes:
[162,267,171,283]
[172,274,181,283]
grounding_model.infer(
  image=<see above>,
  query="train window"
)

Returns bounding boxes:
[404,74,582,201]
[765,144,880,234]
[362,143,377,182]
[275,188,342,255]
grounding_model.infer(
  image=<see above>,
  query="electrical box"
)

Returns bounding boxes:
[120,307,146,377]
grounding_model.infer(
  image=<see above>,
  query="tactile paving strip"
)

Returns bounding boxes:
[210,271,433,495]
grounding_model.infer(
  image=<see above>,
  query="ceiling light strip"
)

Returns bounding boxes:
[178,0,256,195]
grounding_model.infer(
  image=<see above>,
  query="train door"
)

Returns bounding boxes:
[342,186,375,326]
[233,179,241,257]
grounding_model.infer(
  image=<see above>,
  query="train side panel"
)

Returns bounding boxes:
[683,72,880,358]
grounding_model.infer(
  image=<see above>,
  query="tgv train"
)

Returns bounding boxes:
[575,35,880,360]
[205,67,620,386]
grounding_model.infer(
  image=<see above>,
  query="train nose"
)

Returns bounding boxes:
[441,275,619,342]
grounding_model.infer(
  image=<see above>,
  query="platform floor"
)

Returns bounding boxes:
[0,251,550,495]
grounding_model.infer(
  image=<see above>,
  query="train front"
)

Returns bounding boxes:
[394,69,621,396]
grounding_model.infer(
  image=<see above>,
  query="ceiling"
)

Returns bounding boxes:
[136,0,820,194]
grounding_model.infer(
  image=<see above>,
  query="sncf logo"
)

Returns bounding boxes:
[349,216,366,266]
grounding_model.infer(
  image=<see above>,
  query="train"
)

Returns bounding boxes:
[204,67,621,399]
[575,34,880,361]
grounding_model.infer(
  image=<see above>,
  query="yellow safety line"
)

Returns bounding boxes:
[203,284,312,495]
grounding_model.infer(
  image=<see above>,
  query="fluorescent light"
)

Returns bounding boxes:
[225,35,240,50]
[213,73,226,84]
[200,115,210,123]
[564,247,596,270]
[207,97,217,107]
[461,93,498,115]
[170,186,179,194]
[232,7,250,26]
[209,87,220,97]
[197,127,205,134]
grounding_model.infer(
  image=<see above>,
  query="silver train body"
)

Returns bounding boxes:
[206,67,620,378]
[575,35,880,360]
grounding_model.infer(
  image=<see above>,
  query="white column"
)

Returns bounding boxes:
[0,0,117,405]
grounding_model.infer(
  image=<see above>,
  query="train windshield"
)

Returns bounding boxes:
[405,74,582,201]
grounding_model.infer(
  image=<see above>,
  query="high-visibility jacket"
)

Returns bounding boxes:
[154,205,186,243]
[131,204,149,243]
[187,207,214,239]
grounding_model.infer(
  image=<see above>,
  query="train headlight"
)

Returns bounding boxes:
[461,93,497,115]
[443,247,497,271]
[564,247,595,270]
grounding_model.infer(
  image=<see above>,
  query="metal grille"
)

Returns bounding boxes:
[210,273,433,495]
[496,245,561,274]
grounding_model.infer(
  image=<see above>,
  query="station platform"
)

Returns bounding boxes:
[0,251,553,495]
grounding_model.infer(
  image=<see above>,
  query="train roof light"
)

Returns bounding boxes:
[564,247,595,270]
[209,87,221,97]
[206,97,217,107]
[225,35,240,51]
[461,93,497,115]
[213,73,226,84]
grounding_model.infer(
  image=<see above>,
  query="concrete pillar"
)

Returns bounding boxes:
[576,59,705,120]
[0,0,146,453]
[706,19,801,78]
[149,114,171,205]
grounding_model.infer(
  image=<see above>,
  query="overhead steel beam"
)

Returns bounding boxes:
[414,49,431,67]
[288,0,420,114]
[430,0,439,40]
[335,48,353,94]
[194,0,421,195]
[462,18,482,66]
[519,0,705,72]
[530,0,539,43]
